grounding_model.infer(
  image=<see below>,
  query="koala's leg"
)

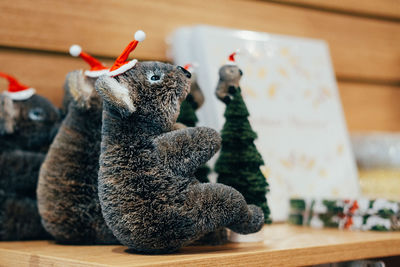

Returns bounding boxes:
[154,127,221,176]
[184,183,264,236]
[0,150,45,197]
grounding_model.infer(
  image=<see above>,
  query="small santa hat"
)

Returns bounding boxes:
[183,63,199,74]
[108,30,146,77]
[0,72,36,100]
[69,45,109,77]
[227,50,240,65]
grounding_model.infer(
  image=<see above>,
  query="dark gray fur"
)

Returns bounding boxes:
[0,93,60,240]
[215,65,243,104]
[95,61,264,254]
[37,70,117,244]
[0,190,50,240]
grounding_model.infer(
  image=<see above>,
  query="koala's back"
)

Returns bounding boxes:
[37,105,117,244]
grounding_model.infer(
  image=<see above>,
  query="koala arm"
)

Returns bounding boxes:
[154,127,221,176]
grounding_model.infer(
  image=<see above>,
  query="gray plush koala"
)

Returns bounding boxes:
[186,71,204,110]
[215,64,243,104]
[0,90,60,240]
[95,61,264,254]
[37,70,117,244]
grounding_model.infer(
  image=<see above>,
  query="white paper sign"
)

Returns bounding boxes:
[169,25,360,221]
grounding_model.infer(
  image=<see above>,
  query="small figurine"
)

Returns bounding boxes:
[215,52,271,224]
[0,72,60,240]
[95,31,264,254]
[215,51,243,105]
[37,46,117,244]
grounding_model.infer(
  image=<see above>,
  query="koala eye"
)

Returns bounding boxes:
[28,107,46,121]
[151,75,160,81]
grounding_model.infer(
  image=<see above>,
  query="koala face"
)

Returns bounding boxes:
[63,70,102,112]
[0,93,60,150]
[218,65,243,83]
[96,61,191,130]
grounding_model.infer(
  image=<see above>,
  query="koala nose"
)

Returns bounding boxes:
[239,69,243,76]
[177,66,192,79]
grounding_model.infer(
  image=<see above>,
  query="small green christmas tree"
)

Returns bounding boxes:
[177,98,198,127]
[215,88,271,223]
[177,95,211,183]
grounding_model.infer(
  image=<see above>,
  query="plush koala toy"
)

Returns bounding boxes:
[94,33,264,254]
[0,72,60,240]
[37,46,117,244]
[182,64,204,110]
[215,52,243,105]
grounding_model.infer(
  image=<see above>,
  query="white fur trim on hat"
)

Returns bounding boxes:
[107,59,138,77]
[84,69,109,78]
[226,61,237,66]
[3,88,36,101]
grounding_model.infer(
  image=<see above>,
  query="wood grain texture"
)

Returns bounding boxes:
[0,0,399,81]
[339,82,400,132]
[0,49,113,106]
[1,49,400,132]
[1,224,400,266]
[270,0,400,20]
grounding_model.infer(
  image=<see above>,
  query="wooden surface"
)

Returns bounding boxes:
[0,0,399,81]
[340,82,400,132]
[1,224,400,267]
[0,0,399,132]
[271,0,400,20]
[1,49,399,132]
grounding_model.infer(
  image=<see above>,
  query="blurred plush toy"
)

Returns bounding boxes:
[0,72,60,240]
[215,51,243,105]
[37,46,117,244]
[95,31,264,254]
[214,52,271,224]
[176,64,210,183]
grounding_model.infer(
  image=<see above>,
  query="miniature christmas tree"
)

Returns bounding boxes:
[214,53,271,223]
[177,95,198,127]
[215,88,271,223]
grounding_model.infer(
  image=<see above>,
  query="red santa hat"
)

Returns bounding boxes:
[227,50,240,65]
[69,45,109,77]
[183,63,196,74]
[108,30,146,77]
[0,72,36,100]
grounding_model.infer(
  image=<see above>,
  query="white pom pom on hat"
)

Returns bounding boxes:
[134,30,146,42]
[69,45,82,57]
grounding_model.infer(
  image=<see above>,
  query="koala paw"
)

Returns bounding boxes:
[228,86,237,95]
[223,96,232,105]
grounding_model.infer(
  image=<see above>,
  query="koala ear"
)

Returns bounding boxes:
[0,94,18,135]
[95,75,136,115]
[64,70,96,109]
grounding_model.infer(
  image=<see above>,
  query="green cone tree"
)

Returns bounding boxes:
[177,99,198,127]
[215,88,271,223]
[177,96,211,183]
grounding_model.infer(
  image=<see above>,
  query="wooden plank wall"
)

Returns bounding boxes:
[0,0,399,131]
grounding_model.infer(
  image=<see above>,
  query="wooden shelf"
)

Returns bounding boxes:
[1,224,400,266]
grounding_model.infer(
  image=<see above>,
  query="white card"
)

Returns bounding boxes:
[169,25,360,221]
